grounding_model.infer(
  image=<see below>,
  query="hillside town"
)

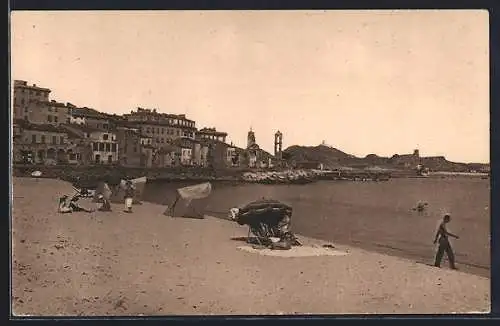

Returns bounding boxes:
[12,79,490,180]
[12,79,281,170]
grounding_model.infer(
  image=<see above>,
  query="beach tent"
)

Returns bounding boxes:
[110,176,147,204]
[164,182,212,219]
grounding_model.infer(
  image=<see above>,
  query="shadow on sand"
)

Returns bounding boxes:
[230,236,262,245]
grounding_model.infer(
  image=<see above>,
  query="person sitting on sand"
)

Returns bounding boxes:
[68,195,94,213]
[433,214,459,270]
[96,194,112,212]
[58,195,72,214]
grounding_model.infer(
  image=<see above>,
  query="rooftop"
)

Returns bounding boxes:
[13,80,51,92]
[198,127,228,136]
[125,107,195,123]
[61,123,111,135]
[128,120,197,131]
[14,119,66,133]
[70,107,109,119]
[34,100,68,108]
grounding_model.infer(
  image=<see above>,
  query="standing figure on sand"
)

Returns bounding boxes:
[433,214,459,270]
[124,180,135,213]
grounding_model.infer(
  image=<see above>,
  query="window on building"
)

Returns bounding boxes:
[176,130,180,136]
[47,115,52,122]
[147,127,151,133]
[31,134,37,143]
[21,98,25,105]
[52,136,57,144]
[93,142,98,151]
[36,91,41,96]
[156,128,159,134]
[41,135,46,143]
[54,116,58,123]
[112,143,117,152]
[103,124,108,130]
[105,143,111,152]
[161,138,164,143]
[99,143,105,151]
[60,136,64,144]
[103,134,109,140]
[161,128,165,134]
[24,107,28,113]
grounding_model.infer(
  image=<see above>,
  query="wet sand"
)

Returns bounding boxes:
[12,178,489,315]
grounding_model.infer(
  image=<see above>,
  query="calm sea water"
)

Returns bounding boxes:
[143,177,490,278]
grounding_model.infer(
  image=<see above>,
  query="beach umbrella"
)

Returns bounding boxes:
[235,199,293,226]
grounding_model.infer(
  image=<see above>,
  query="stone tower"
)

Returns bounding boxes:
[247,127,256,149]
[274,130,283,160]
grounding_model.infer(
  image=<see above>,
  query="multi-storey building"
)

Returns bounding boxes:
[124,108,197,147]
[114,122,143,167]
[68,106,112,131]
[12,80,72,125]
[12,119,69,165]
[26,100,70,125]
[196,127,227,143]
[61,124,118,164]
[13,80,51,120]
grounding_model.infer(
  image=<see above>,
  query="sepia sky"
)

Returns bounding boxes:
[10,10,489,163]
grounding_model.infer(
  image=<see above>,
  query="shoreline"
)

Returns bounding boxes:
[172,210,490,279]
[12,164,490,187]
[11,177,490,315]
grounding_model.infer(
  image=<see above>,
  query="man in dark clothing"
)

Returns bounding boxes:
[124,181,135,213]
[433,214,459,269]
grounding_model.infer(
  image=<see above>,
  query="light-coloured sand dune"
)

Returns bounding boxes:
[11,177,490,316]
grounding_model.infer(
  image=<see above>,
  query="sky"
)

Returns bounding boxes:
[10,10,489,163]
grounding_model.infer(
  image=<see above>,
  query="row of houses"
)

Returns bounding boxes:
[12,80,274,169]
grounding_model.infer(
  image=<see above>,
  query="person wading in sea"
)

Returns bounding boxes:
[433,214,459,270]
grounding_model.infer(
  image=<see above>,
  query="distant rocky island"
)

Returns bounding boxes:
[282,145,490,174]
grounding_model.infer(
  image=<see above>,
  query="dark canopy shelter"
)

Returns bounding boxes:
[234,199,300,247]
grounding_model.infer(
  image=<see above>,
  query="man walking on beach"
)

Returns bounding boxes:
[124,180,135,213]
[433,214,459,270]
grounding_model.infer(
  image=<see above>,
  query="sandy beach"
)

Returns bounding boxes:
[11,177,490,316]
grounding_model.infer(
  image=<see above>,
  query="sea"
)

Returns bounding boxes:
[143,176,491,278]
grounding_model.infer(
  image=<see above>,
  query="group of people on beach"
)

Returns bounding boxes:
[58,180,136,214]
